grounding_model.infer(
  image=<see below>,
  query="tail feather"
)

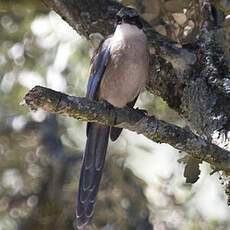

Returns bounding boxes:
[76,123,110,229]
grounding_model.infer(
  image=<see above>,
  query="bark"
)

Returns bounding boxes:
[24,86,230,173]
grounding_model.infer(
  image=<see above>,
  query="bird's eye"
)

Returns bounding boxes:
[116,16,122,25]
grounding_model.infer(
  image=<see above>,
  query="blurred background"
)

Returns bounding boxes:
[0,0,230,229]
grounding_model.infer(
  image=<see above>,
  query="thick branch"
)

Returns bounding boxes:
[24,86,230,173]
[42,0,196,71]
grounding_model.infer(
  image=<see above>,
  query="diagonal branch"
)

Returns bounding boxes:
[42,0,196,71]
[24,86,230,173]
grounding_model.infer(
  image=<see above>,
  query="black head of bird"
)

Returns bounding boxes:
[116,7,143,29]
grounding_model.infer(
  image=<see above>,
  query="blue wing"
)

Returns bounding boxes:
[86,43,111,100]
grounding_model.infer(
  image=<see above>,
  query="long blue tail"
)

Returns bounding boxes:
[76,123,110,229]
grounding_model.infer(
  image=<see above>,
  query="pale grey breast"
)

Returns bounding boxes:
[99,23,149,108]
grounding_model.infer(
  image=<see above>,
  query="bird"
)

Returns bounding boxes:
[76,7,149,229]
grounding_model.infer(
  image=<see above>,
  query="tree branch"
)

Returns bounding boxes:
[42,0,196,71]
[24,86,230,173]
